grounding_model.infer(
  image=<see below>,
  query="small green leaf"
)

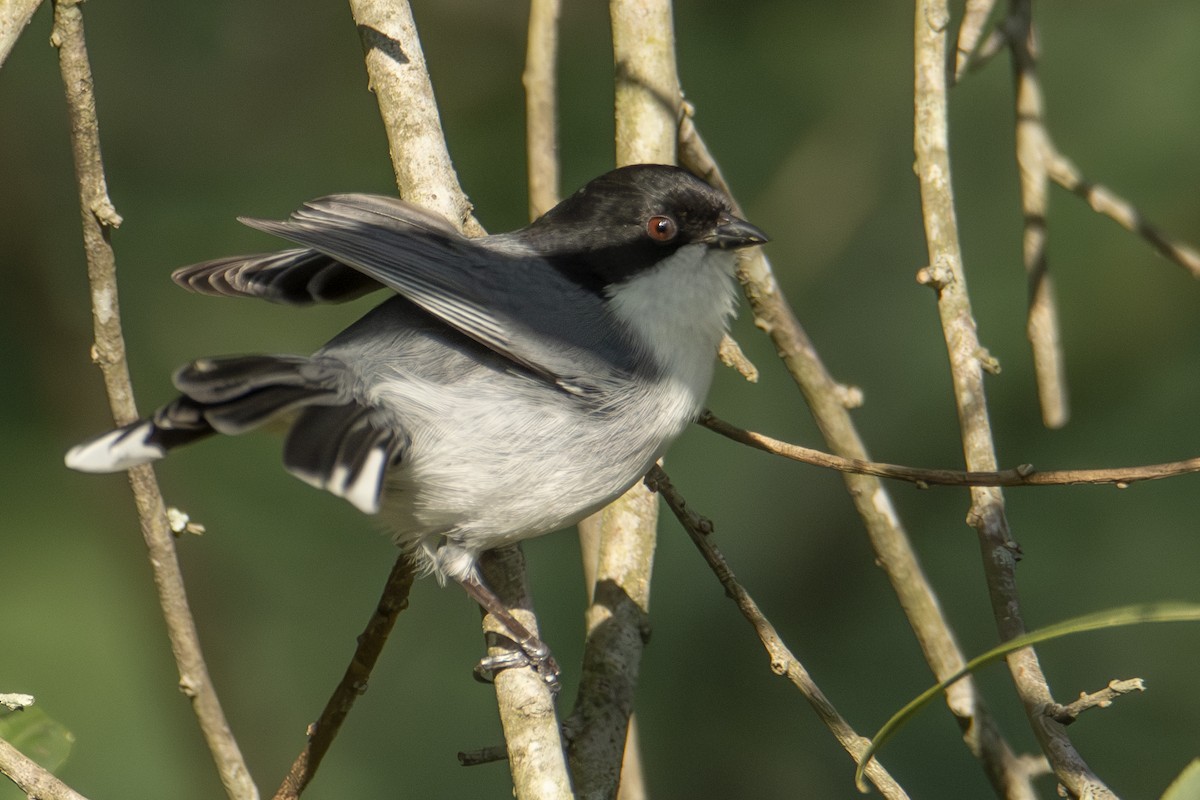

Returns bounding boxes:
[1161,759,1200,800]
[0,705,75,774]
[854,602,1200,792]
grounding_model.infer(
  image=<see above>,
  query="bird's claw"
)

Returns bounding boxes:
[474,643,561,694]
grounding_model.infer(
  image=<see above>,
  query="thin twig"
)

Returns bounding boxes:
[1008,0,1069,428]
[968,10,1200,279]
[1046,146,1200,279]
[717,335,759,382]
[914,2,1113,797]
[699,410,1200,488]
[1046,679,1145,726]
[346,3,568,796]
[457,745,509,767]
[645,467,910,800]
[0,0,43,68]
[53,2,257,798]
[953,0,998,82]
[272,555,415,800]
[679,109,1035,798]
[0,737,91,800]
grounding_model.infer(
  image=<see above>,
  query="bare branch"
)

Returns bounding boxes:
[953,0,998,81]
[611,0,680,165]
[645,467,910,800]
[0,0,43,68]
[1008,0,1069,428]
[1046,146,1200,279]
[717,334,759,383]
[914,2,1113,796]
[52,2,257,797]
[0,736,91,800]
[523,0,560,218]
[1046,679,1146,726]
[457,744,509,767]
[272,556,415,800]
[477,547,575,800]
[965,8,1200,280]
[564,4,682,796]
[345,3,567,796]
[569,487,658,800]
[699,410,1200,488]
[350,0,482,236]
[680,106,1035,799]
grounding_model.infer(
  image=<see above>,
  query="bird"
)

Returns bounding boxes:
[66,164,768,683]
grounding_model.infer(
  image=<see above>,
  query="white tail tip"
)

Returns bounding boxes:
[65,423,166,473]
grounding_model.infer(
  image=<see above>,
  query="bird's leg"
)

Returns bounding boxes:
[457,574,560,691]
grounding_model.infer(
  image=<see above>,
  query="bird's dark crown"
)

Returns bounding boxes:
[523,164,740,288]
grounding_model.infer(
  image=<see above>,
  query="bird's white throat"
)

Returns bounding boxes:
[605,243,738,403]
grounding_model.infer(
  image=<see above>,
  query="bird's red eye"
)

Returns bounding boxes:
[646,215,678,242]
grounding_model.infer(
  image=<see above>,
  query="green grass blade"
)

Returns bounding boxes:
[854,602,1200,791]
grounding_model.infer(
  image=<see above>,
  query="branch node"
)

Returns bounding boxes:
[166,507,206,537]
[178,675,201,699]
[915,264,954,290]
[718,334,759,383]
[457,745,509,767]
[90,197,123,228]
[975,347,1001,375]
[835,382,865,409]
[1045,678,1145,725]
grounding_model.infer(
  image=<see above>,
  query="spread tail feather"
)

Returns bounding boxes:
[283,404,407,514]
[66,354,402,515]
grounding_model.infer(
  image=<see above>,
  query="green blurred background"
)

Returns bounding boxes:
[3,2,1199,797]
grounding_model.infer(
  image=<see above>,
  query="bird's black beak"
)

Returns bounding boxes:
[708,213,770,250]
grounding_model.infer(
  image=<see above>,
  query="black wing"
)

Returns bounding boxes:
[233,194,635,393]
[171,196,466,305]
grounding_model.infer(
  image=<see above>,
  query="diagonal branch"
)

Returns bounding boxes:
[646,466,911,800]
[679,109,1036,798]
[350,0,483,237]
[953,0,999,81]
[964,6,1200,281]
[0,736,91,800]
[53,2,257,798]
[1046,145,1200,278]
[0,0,43,68]
[914,2,1113,796]
[271,555,415,800]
